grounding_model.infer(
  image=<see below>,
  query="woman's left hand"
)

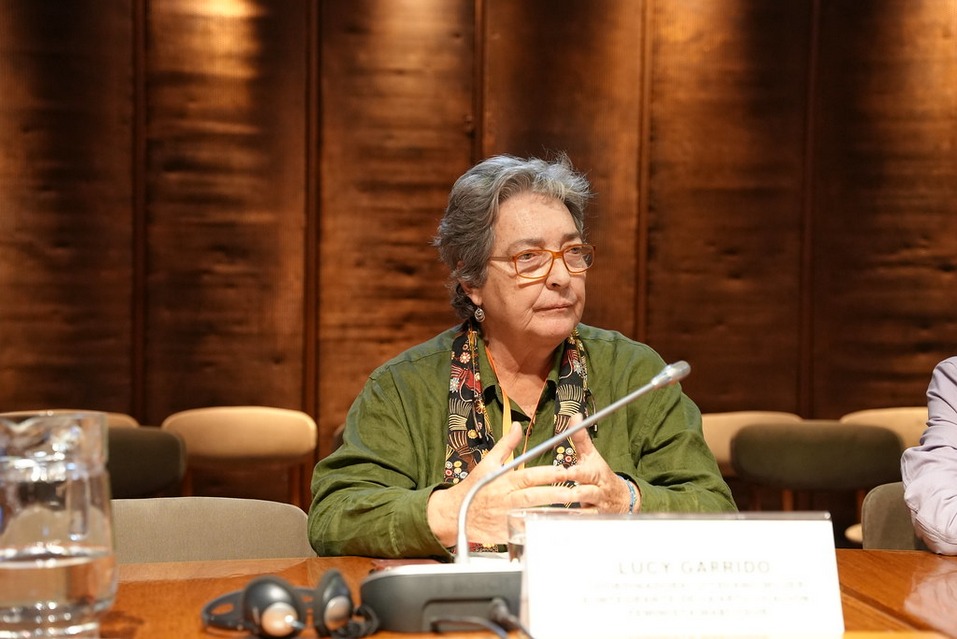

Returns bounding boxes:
[563,420,639,514]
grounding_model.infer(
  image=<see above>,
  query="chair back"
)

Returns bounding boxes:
[839,407,928,449]
[111,496,316,563]
[861,482,929,551]
[107,427,186,498]
[160,406,317,507]
[731,420,903,491]
[701,411,803,477]
[160,406,317,461]
[332,422,347,451]
[104,412,141,428]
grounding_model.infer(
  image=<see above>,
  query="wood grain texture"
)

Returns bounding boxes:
[645,0,812,412]
[143,0,308,423]
[317,0,474,454]
[483,0,644,337]
[1,1,957,487]
[810,0,957,416]
[0,1,134,412]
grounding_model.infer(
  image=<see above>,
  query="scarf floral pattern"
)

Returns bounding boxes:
[444,320,590,485]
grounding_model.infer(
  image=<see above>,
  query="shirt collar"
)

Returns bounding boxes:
[476,339,563,409]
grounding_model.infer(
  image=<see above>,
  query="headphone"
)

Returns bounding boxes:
[201,569,378,639]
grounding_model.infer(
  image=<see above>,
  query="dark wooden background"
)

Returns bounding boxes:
[2,0,955,459]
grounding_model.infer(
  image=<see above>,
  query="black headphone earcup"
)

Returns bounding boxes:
[202,575,308,639]
[313,569,354,637]
[240,576,309,638]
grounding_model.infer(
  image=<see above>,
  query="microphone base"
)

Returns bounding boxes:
[359,562,522,633]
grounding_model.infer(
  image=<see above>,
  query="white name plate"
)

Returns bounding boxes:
[522,512,844,639]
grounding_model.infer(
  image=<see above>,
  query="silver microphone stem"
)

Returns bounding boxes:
[453,360,690,564]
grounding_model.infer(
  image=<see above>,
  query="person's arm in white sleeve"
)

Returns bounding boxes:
[902,357,957,554]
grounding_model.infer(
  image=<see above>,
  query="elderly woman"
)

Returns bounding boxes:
[308,154,735,559]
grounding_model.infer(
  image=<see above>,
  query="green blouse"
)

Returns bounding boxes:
[308,323,736,560]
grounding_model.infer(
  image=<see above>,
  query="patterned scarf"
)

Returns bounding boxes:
[444,320,590,485]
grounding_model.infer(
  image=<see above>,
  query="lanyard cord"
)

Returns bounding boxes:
[484,346,546,469]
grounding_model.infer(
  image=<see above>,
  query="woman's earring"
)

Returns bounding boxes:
[473,307,486,323]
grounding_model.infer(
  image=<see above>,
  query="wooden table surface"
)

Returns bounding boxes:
[99,549,957,638]
[837,548,957,636]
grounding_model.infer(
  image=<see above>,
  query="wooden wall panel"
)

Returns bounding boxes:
[317,0,474,454]
[810,0,957,416]
[0,2,134,412]
[143,0,308,424]
[645,0,812,412]
[2,0,957,466]
[483,0,644,337]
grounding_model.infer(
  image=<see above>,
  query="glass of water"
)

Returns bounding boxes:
[0,410,117,638]
[507,506,596,563]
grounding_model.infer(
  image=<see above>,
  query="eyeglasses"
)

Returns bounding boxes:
[488,244,596,280]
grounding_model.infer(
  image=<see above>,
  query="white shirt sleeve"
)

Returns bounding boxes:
[902,357,957,554]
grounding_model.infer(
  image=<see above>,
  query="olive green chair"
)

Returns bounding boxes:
[701,411,803,478]
[107,426,186,499]
[730,420,904,520]
[861,481,929,551]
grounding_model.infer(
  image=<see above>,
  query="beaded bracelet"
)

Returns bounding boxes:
[620,475,638,514]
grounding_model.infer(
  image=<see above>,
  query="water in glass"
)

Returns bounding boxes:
[0,411,117,638]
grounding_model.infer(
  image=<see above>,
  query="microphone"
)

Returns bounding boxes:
[359,360,691,632]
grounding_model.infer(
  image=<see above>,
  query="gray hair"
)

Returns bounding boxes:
[433,153,593,320]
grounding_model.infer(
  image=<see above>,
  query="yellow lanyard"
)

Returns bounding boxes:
[485,346,543,469]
